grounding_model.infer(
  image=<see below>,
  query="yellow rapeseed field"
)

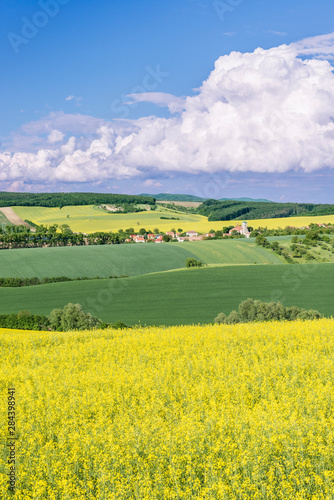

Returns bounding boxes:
[1,320,334,499]
[12,204,334,234]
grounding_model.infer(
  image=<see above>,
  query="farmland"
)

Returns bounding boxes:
[0,209,12,228]
[12,204,334,234]
[0,263,332,325]
[1,319,334,498]
[0,239,282,279]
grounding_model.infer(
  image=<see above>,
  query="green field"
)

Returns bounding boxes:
[0,263,331,325]
[0,239,282,279]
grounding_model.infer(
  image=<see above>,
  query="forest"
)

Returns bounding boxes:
[197,199,334,221]
[0,192,155,208]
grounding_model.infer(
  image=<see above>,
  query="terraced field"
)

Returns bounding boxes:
[0,239,282,279]
[0,263,331,325]
[12,205,334,233]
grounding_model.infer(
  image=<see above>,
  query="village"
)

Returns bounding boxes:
[126,221,251,243]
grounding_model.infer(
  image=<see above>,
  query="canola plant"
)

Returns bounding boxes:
[1,320,334,499]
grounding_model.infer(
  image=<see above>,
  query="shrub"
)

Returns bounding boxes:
[214,312,227,324]
[48,303,102,331]
[215,299,322,325]
[186,258,203,268]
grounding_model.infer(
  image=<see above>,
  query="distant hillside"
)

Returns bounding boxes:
[140,193,206,202]
[198,199,334,221]
[220,197,272,203]
[0,192,156,208]
[141,193,273,203]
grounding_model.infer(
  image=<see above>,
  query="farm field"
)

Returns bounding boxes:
[0,209,12,228]
[0,263,332,325]
[0,239,282,279]
[12,204,214,234]
[12,205,334,233]
[1,319,334,499]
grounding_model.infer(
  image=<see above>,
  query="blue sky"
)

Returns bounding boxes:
[1,0,334,201]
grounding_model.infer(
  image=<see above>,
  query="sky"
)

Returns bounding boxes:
[1,0,334,202]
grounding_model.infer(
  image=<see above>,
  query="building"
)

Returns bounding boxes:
[186,231,198,237]
[229,221,250,238]
[133,235,145,243]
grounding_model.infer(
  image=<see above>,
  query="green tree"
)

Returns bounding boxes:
[48,303,102,331]
[186,258,203,268]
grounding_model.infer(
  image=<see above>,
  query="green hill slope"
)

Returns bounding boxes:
[0,263,332,325]
[0,240,282,279]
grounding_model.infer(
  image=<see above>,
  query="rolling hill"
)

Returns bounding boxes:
[0,263,332,325]
[0,239,282,279]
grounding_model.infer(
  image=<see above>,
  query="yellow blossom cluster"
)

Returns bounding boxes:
[1,320,334,499]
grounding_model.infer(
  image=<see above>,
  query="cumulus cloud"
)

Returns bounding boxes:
[2,33,334,187]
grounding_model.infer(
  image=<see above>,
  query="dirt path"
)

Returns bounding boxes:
[0,207,36,231]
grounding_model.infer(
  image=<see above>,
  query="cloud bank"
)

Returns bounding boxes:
[2,33,334,188]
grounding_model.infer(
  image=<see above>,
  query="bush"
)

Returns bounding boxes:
[215,299,322,325]
[186,258,203,268]
[48,303,102,331]
[214,312,227,324]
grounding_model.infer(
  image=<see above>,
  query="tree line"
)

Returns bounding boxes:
[0,303,129,332]
[0,223,137,249]
[197,199,334,221]
[0,275,127,287]
[0,191,155,208]
[214,299,322,325]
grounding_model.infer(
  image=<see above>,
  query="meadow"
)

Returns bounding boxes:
[0,239,282,279]
[1,319,334,499]
[0,263,332,325]
[12,205,334,234]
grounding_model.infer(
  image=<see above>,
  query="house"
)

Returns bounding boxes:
[166,231,175,238]
[177,236,188,242]
[125,238,132,242]
[188,235,205,241]
[186,231,198,237]
[155,235,163,243]
[205,233,215,238]
[147,234,155,240]
[134,235,145,243]
[229,221,250,238]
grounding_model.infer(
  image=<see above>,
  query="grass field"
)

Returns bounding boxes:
[1,319,334,499]
[0,263,332,324]
[12,205,334,233]
[0,239,282,279]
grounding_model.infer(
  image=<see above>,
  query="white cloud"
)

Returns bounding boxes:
[125,92,186,114]
[48,130,64,144]
[265,30,288,37]
[143,179,163,188]
[65,95,83,105]
[2,33,334,186]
